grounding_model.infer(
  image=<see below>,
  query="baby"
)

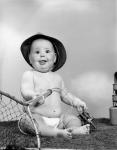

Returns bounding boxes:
[20,34,90,139]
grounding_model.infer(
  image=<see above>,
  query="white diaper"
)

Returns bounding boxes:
[42,116,60,128]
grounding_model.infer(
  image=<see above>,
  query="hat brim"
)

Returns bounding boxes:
[20,34,66,72]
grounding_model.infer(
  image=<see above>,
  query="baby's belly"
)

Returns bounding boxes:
[30,93,62,118]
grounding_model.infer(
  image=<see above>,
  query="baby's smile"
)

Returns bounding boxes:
[29,39,56,72]
[39,60,47,65]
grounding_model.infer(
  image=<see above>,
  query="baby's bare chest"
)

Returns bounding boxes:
[33,75,61,90]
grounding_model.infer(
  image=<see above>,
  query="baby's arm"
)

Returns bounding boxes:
[60,78,87,113]
[21,71,38,101]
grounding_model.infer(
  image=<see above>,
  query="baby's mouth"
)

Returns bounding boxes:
[39,60,47,65]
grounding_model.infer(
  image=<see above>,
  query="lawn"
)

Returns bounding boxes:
[0,118,117,150]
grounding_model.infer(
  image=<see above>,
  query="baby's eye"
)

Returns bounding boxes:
[46,49,50,53]
[35,51,40,54]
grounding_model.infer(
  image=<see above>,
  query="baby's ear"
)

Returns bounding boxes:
[54,53,57,63]
[29,54,32,65]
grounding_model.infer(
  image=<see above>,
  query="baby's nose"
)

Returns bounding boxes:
[40,52,45,57]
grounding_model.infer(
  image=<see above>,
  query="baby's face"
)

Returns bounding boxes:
[29,39,56,73]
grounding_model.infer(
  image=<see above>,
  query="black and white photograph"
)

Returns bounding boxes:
[0,0,116,149]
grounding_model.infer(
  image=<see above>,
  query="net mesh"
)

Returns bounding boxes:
[0,93,24,149]
[0,92,40,149]
[0,94,23,122]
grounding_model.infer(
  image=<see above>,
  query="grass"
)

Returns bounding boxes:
[0,118,117,150]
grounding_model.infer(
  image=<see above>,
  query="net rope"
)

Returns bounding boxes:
[0,94,23,122]
[0,92,40,149]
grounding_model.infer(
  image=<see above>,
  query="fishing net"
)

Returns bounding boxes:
[0,91,40,150]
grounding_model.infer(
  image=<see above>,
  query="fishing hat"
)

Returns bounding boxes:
[20,33,67,72]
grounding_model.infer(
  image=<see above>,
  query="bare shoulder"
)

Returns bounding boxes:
[51,72,63,81]
[22,70,33,80]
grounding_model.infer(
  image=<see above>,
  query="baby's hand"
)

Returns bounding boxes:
[77,100,87,114]
[31,95,45,107]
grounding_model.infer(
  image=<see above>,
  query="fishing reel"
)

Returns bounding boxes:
[79,111,96,132]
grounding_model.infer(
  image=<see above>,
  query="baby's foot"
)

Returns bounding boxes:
[57,128,72,139]
[72,124,90,135]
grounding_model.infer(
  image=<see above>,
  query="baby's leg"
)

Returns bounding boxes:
[71,124,90,135]
[33,114,72,139]
[57,128,72,139]
[60,114,90,135]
